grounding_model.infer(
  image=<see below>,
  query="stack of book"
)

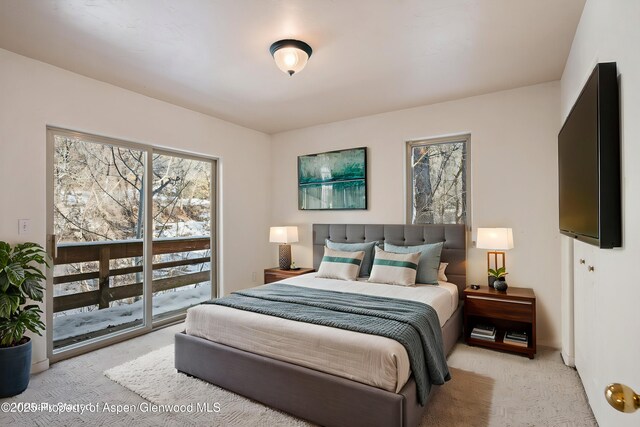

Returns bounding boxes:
[470,324,496,341]
[504,331,529,347]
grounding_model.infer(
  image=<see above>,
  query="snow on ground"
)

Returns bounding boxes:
[53,285,211,342]
[155,221,209,237]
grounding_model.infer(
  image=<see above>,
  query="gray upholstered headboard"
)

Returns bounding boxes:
[313,224,467,296]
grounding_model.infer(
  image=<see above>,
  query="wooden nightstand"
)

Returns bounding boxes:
[264,267,315,284]
[463,285,537,359]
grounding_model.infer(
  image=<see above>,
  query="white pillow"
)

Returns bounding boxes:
[316,247,365,281]
[439,262,449,282]
[368,247,421,286]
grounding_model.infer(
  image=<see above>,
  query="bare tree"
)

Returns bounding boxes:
[52,136,212,313]
[411,141,466,224]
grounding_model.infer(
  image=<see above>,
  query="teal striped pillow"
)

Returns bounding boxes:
[368,247,421,286]
[317,247,365,281]
[325,239,377,277]
[384,242,444,285]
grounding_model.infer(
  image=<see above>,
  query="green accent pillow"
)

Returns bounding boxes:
[325,239,377,277]
[384,241,444,285]
[317,247,365,281]
[368,247,420,286]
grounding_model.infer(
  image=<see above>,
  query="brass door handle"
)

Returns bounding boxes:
[605,383,640,413]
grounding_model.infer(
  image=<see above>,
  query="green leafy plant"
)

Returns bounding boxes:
[488,266,508,279]
[0,242,48,347]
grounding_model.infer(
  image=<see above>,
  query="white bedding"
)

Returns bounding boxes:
[185,273,458,393]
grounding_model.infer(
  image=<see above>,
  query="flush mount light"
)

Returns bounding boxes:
[269,39,313,76]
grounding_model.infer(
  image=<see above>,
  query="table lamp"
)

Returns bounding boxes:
[476,228,514,285]
[269,226,299,270]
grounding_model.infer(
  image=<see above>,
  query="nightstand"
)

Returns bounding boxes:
[264,267,315,284]
[463,285,537,359]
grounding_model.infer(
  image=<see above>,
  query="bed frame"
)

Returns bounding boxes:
[175,224,466,427]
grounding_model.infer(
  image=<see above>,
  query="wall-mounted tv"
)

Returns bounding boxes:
[558,62,621,248]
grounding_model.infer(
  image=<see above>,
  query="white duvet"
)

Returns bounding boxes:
[185,273,458,393]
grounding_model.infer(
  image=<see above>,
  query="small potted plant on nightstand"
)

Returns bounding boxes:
[0,242,48,397]
[488,266,508,291]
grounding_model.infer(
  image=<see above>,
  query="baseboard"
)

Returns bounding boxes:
[561,351,575,367]
[31,358,50,374]
[537,339,561,350]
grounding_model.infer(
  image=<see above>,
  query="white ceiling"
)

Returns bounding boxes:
[0,0,585,134]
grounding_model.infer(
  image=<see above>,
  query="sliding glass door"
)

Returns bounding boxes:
[47,128,216,359]
[50,131,147,350]
[151,152,214,321]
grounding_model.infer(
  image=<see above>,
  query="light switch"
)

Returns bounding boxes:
[18,219,31,235]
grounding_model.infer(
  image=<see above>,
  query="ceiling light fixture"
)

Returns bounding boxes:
[269,39,313,76]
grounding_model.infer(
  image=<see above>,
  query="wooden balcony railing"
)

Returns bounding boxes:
[53,237,211,313]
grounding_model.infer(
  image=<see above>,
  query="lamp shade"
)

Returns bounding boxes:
[269,226,299,244]
[270,39,312,76]
[476,228,514,250]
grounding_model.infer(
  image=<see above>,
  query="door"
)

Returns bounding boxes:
[47,128,217,360]
[573,240,598,394]
[49,129,149,352]
[151,152,215,321]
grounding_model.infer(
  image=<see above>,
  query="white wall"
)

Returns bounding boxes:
[560,1,640,425]
[0,48,272,371]
[271,82,562,347]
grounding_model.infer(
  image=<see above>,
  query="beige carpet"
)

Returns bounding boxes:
[105,345,308,426]
[105,343,597,427]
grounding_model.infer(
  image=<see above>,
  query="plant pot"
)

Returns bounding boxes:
[494,279,508,292]
[488,276,497,288]
[0,337,32,397]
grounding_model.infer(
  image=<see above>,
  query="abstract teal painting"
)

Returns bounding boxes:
[298,147,367,210]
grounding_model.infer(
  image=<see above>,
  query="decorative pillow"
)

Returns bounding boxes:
[316,247,365,281]
[368,247,421,286]
[384,241,444,285]
[439,262,449,282]
[325,239,377,277]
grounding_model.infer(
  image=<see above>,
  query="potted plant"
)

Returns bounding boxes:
[0,242,48,398]
[488,266,508,291]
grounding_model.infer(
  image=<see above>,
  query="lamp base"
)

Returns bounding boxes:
[279,244,292,270]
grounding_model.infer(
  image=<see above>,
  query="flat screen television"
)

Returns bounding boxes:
[558,62,621,248]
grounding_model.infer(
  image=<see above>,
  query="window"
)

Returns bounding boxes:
[407,135,469,225]
[48,127,217,359]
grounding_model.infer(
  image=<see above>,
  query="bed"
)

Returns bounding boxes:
[175,224,466,427]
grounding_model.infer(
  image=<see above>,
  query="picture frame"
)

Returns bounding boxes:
[298,147,367,210]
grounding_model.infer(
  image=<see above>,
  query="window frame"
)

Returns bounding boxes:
[405,134,471,228]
